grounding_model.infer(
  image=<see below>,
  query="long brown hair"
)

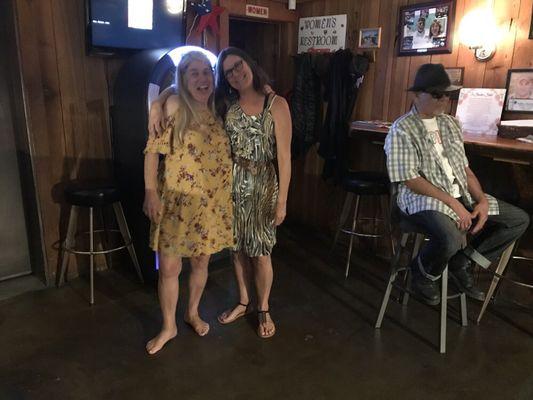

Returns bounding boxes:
[215,47,270,119]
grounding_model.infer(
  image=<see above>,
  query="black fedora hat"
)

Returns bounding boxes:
[408,63,461,93]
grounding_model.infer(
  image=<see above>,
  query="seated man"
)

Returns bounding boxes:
[385,63,530,305]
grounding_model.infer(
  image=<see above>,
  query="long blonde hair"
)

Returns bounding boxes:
[173,51,217,145]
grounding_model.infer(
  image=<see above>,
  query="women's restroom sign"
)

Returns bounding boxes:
[298,14,347,53]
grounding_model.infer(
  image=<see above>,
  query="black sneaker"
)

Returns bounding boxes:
[449,264,485,301]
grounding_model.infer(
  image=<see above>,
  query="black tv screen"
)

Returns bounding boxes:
[87,0,186,51]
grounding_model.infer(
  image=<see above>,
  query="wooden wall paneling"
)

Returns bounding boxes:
[386,0,411,121]
[354,0,380,121]
[456,0,488,89]
[482,0,520,89]
[14,0,57,281]
[377,0,402,120]
[51,0,112,276]
[370,0,393,120]
[218,6,230,50]
[278,21,297,93]
[511,0,533,68]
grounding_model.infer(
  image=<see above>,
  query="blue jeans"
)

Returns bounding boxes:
[402,199,530,277]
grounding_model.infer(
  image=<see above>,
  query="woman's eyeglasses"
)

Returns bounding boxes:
[224,60,244,79]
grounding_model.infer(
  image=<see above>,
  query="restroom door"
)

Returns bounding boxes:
[0,5,32,281]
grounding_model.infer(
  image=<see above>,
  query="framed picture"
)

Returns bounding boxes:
[397,0,455,57]
[358,27,382,49]
[503,68,533,113]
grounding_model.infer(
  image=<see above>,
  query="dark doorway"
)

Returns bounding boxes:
[229,18,281,91]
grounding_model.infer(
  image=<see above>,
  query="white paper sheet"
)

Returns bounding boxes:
[455,88,506,135]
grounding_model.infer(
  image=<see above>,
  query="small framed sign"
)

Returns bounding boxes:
[246,4,269,19]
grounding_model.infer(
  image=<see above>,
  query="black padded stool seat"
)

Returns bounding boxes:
[64,181,120,207]
[341,171,390,195]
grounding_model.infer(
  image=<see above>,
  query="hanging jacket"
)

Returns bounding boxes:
[318,49,369,182]
[290,53,323,158]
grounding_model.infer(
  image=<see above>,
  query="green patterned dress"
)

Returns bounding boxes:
[225,95,279,257]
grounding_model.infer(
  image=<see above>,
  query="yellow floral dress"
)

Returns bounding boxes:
[143,108,234,257]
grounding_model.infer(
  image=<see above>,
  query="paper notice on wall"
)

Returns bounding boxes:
[298,14,347,53]
[128,0,153,30]
[455,88,506,135]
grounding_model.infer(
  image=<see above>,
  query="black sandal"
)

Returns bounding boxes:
[257,310,276,338]
[218,302,250,325]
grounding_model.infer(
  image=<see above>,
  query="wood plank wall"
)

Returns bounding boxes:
[14,0,122,282]
[288,0,533,234]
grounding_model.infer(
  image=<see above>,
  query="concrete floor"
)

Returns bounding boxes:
[1,225,532,400]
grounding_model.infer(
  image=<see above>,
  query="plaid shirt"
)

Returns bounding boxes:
[384,107,499,221]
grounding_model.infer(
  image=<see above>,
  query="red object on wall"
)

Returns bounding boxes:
[196,5,225,36]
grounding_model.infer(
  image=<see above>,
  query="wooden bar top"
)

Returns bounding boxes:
[350,121,533,164]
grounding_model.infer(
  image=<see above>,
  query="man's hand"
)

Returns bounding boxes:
[450,199,473,231]
[470,198,489,234]
[143,189,162,223]
[148,102,166,137]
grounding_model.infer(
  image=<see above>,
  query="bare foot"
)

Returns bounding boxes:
[184,314,210,337]
[145,327,177,355]
[217,303,249,325]
[257,311,275,338]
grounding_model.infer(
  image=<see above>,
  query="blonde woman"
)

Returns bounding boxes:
[143,51,233,354]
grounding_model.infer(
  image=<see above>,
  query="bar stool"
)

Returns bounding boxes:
[332,170,391,278]
[375,217,468,354]
[476,241,533,324]
[58,181,144,304]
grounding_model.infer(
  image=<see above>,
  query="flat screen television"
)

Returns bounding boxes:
[86,0,187,54]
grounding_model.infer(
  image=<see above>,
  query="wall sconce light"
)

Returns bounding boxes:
[288,0,296,10]
[458,7,500,62]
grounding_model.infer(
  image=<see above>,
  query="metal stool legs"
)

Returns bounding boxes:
[375,233,410,328]
[345,195,361,278]
[375,232,468,354]
[332,192,354,250]
[58,202,144,304]
[333,192,393,278]
[113,202,144,284]
[476,242,516,324]
[59,206,79,287]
